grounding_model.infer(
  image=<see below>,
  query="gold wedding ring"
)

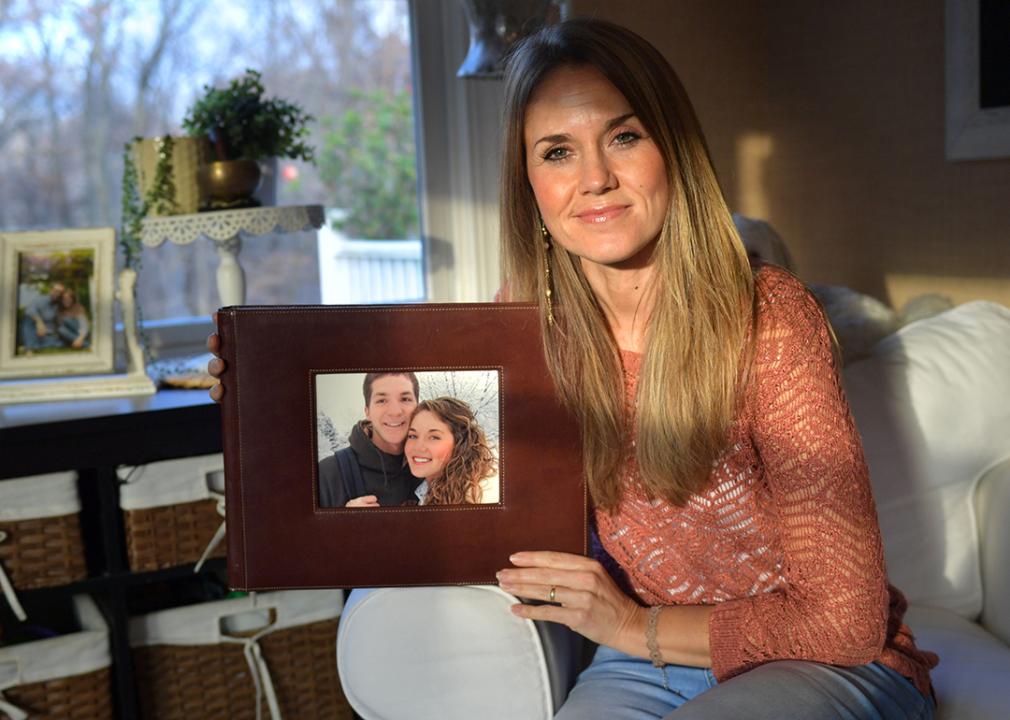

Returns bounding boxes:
[549,586,557,603]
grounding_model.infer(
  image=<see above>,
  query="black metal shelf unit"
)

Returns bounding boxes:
[0,391,223,720]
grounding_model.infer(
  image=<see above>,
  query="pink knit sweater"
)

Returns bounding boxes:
[595,264,938,695]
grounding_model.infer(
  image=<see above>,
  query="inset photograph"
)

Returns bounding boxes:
[315,370,501,508]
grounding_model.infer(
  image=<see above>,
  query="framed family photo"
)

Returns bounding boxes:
[0,228,116,379]
[316,369,502,507]
[217,303,586,590]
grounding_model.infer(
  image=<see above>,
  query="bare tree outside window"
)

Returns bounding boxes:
[0,0,418,323]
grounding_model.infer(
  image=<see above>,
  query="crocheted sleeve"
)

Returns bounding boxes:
[708,267,889,680]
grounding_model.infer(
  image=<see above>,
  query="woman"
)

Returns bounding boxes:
[490,18,937,720]
[405,397,495,506]
[207,17,937,718]
[56,287,90,350]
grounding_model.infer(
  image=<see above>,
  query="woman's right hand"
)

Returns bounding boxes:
[345,495,380,508]
[207,319,226,403]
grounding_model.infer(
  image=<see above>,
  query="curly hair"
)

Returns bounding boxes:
[411,397,496,506]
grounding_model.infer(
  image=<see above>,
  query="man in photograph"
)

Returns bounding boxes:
[319,371,422,508]
[18,282,64,354]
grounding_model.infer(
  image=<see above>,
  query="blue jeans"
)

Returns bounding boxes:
[56,316,86,347]
[19,316,60,351]
[555,645,933,720]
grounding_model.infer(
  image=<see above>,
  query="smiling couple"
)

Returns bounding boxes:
[318,372,495,508]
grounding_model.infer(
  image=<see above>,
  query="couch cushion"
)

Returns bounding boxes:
[976,457,1010,643]
[843,302,1010,618]
[904,605,1010,720]
[337,587,554,720]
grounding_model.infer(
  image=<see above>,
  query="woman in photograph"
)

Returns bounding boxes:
[404,397,495,506]
[55,287,90,350]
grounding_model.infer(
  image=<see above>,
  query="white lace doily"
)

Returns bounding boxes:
[140,205,325,247]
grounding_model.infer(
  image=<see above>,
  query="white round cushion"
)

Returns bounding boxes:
[337,586,554,720]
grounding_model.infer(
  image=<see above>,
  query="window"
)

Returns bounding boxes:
[1,0,505,361]
[1,0,434,355]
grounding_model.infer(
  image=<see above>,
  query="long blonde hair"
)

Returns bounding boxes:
[501,19,755,510]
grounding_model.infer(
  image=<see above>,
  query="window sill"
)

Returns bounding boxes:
[128,316,215,361]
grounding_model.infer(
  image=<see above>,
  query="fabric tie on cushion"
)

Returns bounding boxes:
[220,610,282,720]
[194,489,226,573]
[0,531,27,622]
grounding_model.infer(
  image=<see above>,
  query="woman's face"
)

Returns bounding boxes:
[405,410,455,480]
[524,65,670,273]
[60,289,75,308]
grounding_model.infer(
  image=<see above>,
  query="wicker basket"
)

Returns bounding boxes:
[129,590,351,720]
[118,455,227,572]
[0,472,86,619]
[0,596,112,720]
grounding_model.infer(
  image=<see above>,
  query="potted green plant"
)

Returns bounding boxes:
[182,69,314,209]
[318,88,418,239]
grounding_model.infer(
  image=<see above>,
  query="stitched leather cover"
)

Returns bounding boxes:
[217,303,586,590]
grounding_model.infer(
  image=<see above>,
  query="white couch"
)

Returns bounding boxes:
[336,300,1010,720]
[844,301,1010,719]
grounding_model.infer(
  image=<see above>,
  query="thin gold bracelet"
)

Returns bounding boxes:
[646,605,665,668]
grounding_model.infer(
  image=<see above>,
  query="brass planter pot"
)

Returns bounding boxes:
[197,160,262,210]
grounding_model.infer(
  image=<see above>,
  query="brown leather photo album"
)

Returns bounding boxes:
[216,303,586,590]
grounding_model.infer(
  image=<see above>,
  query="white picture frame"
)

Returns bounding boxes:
[1,228,116,379]
[945,0,1010,160]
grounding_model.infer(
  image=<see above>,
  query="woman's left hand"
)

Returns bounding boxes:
[497,551,642,649]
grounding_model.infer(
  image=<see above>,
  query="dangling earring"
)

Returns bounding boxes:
[539,218,555,327]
